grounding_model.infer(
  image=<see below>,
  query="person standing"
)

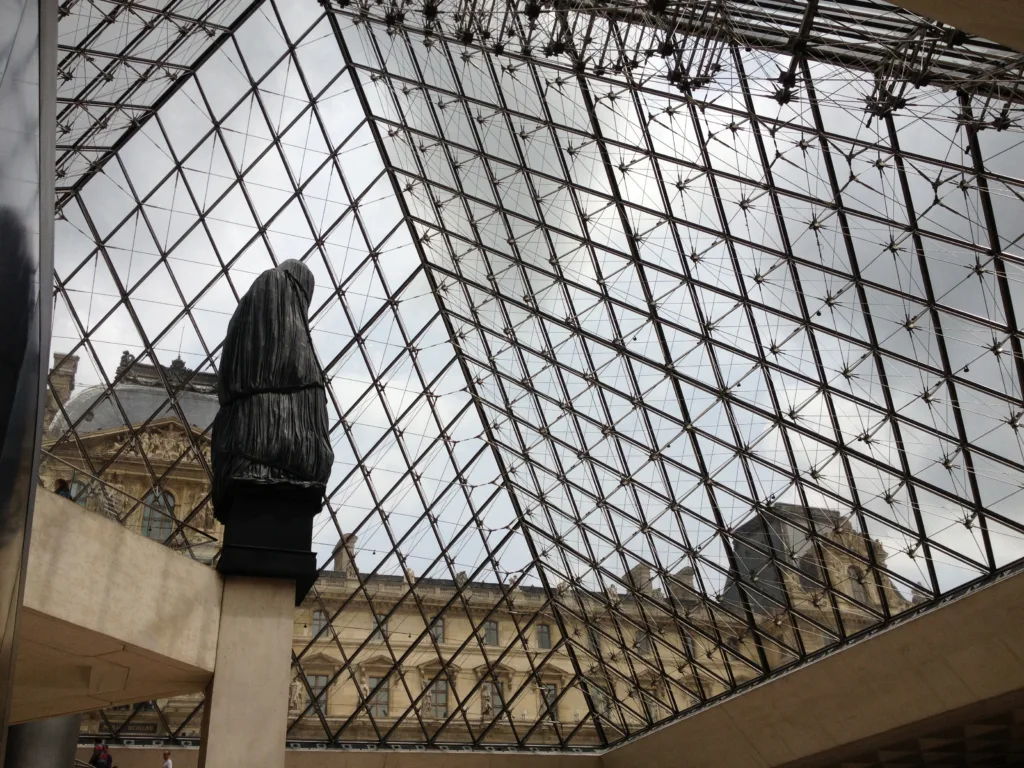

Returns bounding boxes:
[89,742,112,768]
[162,750,173,768]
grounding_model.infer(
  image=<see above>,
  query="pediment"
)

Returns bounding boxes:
[60,419,212,465]
[475,661,515,679]
[418,660,461,676]
[538,664,571,682]
[356,654,397,671]
[635,667,662,684]
[302,651,342,669]
[49,416,208,445]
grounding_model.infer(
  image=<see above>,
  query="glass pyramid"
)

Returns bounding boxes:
[46,0,1024,752]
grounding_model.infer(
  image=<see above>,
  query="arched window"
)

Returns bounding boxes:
[848,565,870,605]
[141,489,175,542]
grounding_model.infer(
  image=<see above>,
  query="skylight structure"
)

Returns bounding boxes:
[47,0,1024,752]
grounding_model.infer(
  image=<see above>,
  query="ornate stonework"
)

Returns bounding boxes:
[40,356,221,556]
[109,423,212,466]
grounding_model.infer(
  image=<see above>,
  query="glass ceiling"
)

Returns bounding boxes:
[47,0,1024,752]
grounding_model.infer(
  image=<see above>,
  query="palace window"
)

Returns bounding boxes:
[536,623,551,649]
[587,627,601,654]
[371,613,388,642]
[540,683,558,720]
[480,680,504,715]
[312,610,328,636]
[430,617,445,643]
[682,630,696,657]
[367,676,389,718]
[140,489,175,542]
[635,631,652,655]
[482,619,499,646]
[306,674,329,708]
[424,678,448,719]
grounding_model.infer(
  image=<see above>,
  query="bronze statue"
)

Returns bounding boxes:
[212,259,333,519]
[211,259,333,603]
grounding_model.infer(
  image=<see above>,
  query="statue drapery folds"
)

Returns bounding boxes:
[211,259,333,522]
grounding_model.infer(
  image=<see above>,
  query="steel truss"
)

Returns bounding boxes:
[48,0,1024,753]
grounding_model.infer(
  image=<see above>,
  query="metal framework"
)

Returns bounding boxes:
[46,0,1024,753]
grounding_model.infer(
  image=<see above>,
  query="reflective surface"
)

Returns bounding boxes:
[4,715,80,768]
[47,0,1024,753]
[0,0,55,758]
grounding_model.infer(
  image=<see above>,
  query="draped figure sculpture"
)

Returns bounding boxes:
[212,259,333,517]
[211,259,333,603]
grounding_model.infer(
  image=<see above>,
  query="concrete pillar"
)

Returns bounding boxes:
[4,715,81,768]
[198,578,294,768]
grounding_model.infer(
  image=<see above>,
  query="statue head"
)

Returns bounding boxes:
[279,259,315,311]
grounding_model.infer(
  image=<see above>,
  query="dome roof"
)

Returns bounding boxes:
[47,352,220,439]
[48,382,219,438]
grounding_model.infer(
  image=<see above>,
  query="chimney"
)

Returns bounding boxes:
[44,352,79,428]
[333,533,358,576]
[628,564,653,596]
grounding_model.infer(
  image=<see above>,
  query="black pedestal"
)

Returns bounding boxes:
[215,484,321,605]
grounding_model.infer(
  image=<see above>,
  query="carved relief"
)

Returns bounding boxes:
[110,426,211,465]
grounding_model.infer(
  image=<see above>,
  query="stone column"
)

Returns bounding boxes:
[4,714,81,768]
[198,577,294,768]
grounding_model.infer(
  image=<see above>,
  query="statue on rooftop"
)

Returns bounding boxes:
[211,259,333,604]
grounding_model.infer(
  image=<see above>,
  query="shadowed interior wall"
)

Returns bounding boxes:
[76,746,600,768]
[0,0,56,761]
